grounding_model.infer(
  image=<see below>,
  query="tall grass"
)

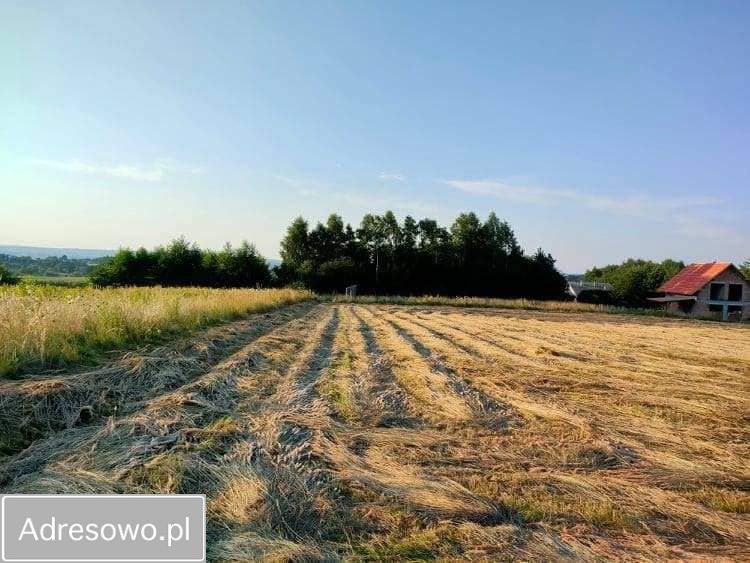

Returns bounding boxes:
[0,284,313,377]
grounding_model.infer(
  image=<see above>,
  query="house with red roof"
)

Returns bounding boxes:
[649,262,749,321]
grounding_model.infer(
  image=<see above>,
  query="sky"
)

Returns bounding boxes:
[1,1,748,273]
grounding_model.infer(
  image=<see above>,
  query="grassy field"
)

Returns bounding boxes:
[333,293,740,321]
[0,285,312,377]
[20,275,91,287]
[1,301,747,559]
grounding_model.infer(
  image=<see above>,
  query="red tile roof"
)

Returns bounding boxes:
[658,262,734,295]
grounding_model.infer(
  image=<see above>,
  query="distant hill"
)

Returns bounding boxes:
[1,253,108,278]
[0,245,113,259]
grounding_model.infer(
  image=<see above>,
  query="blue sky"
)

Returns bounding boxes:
[1,1,748,272]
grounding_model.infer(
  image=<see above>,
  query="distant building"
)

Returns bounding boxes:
[649,262,749,321]
[567,281,613,303]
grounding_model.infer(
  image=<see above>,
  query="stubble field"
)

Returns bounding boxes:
[1,301,748,560]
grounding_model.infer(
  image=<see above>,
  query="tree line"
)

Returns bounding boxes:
[90,238,270,288]
[0,253,107,278]
[276,211,567,299]
[85,211,567,298]
[6,222,746,303]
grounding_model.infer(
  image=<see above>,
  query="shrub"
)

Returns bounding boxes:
[0,264,17,285]
[91,238,271,288]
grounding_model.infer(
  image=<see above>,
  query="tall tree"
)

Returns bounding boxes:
[277,210,567,299]
[280,217,310,269]
[401,215,418,253]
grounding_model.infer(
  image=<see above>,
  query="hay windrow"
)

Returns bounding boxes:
[0,301,317,456]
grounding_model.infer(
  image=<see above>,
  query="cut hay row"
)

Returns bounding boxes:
[0,301,317,457]
[377,311,512,426]
[354,306,473,423]
[317,305,367,423]
[347,307,418,429]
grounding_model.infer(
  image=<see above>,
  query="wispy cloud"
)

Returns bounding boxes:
[444,178,719,216]
[444,178,731,239]
[296,188,320,197]
[379,172,407,182]
[273,174,305,188]
[272,172,434,214]
[31,158,202,182]
[337,191,437,214]
[671,214,739,240]
[444,180,576,204]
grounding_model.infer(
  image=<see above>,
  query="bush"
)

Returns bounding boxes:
[91,238,271,288]
[0,264,17,285]
[585,259,684,305]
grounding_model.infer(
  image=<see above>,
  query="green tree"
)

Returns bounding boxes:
[401,215,418,253]
[585,258,685,305]
[0,264,17,285]
[357,214,385,261]
[326,214,347,252]
[90,248,137,286]
[280,217,310,270]
[741,259,750,279]
[233,241,270,287]
[451,212,483,265]
[278,210,567,299]
[92,239,269,288]
[381,210,401,251]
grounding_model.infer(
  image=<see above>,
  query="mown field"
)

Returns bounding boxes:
[0,301,748,560]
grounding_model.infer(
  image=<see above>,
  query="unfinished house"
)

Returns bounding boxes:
[649,262,749,321]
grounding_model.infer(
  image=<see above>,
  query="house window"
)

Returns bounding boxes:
[728,284,743,302]
[710,283,724,300]
[708,304,723,313]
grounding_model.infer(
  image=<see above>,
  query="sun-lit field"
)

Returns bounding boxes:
[336,293,613,312]
[0,285,312,377]
[1,302,748,559]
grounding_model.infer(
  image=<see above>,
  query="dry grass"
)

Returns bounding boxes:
[0,285,312,377]
[1,302,748,560]
[334,293,750,324]
[334,293,628,313]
